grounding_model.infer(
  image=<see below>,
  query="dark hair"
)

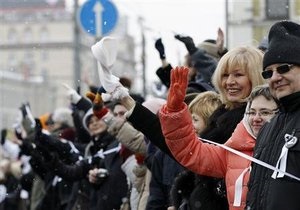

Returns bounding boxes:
[247,84,279,106]
[119,77,132,89]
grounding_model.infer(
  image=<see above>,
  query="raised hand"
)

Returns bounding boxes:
[91,37,129,100]
[216,27,225,54]
[166,66,189,112]
[20,103,36,129]
[1,129,7,145]
[174,34,198,55]
[62,83,82,104]
[155,38,166,59]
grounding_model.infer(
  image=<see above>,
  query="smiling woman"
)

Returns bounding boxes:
[158,67,270,210]
[244,84,279,137]
[211,46,265,109]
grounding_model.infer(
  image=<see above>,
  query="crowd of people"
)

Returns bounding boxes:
[0,19,300,210]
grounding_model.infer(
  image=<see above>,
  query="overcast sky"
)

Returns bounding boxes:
[114,0,226,85]
[69,0,226,89]
[115,0,226,43]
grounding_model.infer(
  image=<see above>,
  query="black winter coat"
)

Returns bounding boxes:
[146,146,184,209]
[52,131,128,210]
[246,91,300,210]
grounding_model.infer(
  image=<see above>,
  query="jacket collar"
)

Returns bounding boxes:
[280,91,300,112]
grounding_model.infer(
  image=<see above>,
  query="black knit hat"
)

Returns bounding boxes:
[263,20,300,70]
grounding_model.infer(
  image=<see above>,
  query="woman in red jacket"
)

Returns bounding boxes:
[159,67,279,210]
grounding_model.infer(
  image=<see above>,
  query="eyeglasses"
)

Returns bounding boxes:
[262,64,294,79]
[246,109,279,117]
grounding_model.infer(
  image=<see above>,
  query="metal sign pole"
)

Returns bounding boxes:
[73,0,81,88]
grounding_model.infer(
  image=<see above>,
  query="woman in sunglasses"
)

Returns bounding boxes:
[159,67,279,210]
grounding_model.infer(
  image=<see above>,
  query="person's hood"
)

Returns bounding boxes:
[190,49,217,87]
[186,81,215,94]
[242,102,256,139]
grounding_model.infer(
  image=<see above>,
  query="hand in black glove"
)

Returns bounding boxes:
[174,34,198,55]
[155,38,166,59]
[19,103,28,119]
[1,129,7,145]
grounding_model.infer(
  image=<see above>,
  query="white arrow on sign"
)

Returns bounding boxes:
[93,2,103,37]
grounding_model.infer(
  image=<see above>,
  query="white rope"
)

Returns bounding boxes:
[233,166,251,206]
[95,143,122,159]
[198,137,300,181]
[88,143,122,164]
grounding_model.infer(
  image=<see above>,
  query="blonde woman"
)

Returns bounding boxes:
[159,67,278,210]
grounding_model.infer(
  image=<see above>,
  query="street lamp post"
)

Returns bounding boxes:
[138,17,147,97]
[225,0,229,48]
[73,0,81,88]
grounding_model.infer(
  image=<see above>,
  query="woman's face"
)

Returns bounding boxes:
[221,68,252,104]
[191,113,206,135]
[113,104,127,120]
[88,115,107,136]
[247,95,278,136]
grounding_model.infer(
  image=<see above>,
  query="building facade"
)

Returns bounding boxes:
[0,0,136,129]
[227,0,300,49]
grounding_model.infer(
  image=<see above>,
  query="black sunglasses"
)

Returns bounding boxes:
[262,64,294,79]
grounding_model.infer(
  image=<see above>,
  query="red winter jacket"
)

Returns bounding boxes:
[159,104,255,210]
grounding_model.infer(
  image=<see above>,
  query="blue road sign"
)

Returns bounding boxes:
[77,0,118,37]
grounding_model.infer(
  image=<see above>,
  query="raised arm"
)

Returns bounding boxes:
[89,37,175,158]
[159,66,227,177]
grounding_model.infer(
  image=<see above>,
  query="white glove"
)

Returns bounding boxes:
[101,93,113,102]
[91,37,129,100]
[62,83,82,104]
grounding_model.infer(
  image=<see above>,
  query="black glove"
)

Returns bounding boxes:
[175,34,198,55]
[155,38,166,59]
[156,64,173,88]
[19,102,31,118]
[20,103,28,119]
[1,129,7,145]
